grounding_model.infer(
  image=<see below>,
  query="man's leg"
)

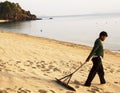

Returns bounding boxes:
[97,62,106,84]
[84,58,100,86]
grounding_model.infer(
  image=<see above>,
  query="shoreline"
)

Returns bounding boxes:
[0,30,119,55]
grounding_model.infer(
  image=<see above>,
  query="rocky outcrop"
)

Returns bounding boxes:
[0,1,37,21]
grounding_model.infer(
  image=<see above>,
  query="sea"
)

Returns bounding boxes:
[0,14,120,52]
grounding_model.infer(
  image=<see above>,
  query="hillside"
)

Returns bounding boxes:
[0,1,37,21]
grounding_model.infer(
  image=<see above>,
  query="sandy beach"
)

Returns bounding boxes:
[0,30,120,93]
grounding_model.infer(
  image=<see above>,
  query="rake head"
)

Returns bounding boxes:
[55,73,75,91]
[55,62,86,91]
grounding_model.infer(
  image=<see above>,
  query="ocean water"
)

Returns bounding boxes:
[0,15,120,52]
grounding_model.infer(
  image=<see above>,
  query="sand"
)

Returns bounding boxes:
[0,20,9,23]
[0,30,120,93]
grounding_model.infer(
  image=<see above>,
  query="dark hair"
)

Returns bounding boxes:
[99,31,108,37]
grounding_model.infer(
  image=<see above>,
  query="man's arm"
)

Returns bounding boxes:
[86,39,100,62]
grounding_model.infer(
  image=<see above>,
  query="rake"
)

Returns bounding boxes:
[55,62,86,91]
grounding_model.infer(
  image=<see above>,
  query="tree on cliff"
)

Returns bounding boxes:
[0,1,37,21]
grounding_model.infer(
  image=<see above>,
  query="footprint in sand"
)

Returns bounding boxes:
[0,59,3,62]
[38,89,47,93]
[114,81,119,84]
[49,90,55,93]
[116,69,120,73]
[17,88,31,93]
[87,86,104,93]
[66,91,74,93]
[36,61,45,69]
[5,88,16,92]
[114,81,120,85]
[14,61,21,67]
[72,80,81,85]
[37,61,61,73]
[53,67,61,72]
[24,60,33,67]
[16,61,21,64]
[36,62,45,69]
[105,66,115,73]
[48,65,61,72]
[71,80,82,89]
[19,68,26,72]
[0,89,8,93]
[0,64,6,70]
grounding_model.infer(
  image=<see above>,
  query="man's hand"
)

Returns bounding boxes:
[85,58,89,62]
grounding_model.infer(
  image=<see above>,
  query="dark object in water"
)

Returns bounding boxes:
[49,18,53,19]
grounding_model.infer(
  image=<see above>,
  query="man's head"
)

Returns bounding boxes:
[99,31,108,41]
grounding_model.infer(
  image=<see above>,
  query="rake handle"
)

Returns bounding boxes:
[58,62,87,84]
[59,73,73,80]
[71,62,86,74]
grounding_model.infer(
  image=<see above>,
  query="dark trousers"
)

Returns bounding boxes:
[85,57,106,86]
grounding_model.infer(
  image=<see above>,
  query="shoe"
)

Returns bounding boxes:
[84,83,91,87]
[101,82,106,84]
[101,81,106,84]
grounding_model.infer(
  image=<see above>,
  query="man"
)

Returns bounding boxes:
[84,31,108,86]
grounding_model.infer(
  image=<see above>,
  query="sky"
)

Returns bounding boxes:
[1,0,120,16]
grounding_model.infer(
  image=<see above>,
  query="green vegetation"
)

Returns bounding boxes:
[0,1,37,21]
